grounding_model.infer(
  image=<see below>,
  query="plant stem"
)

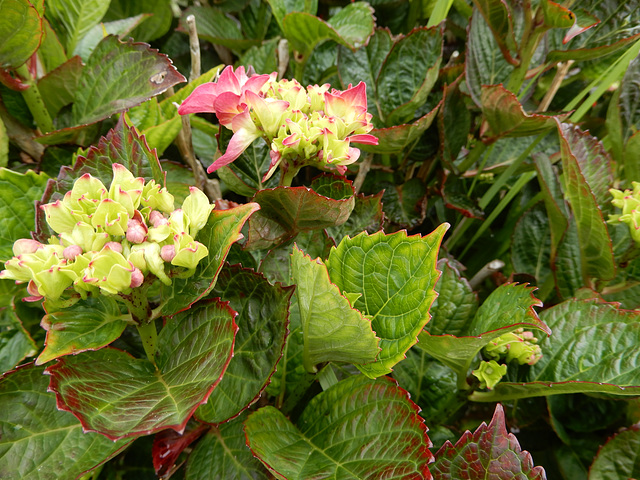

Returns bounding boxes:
[186,15,201,82]
[15,63,53,133]
[137,321,158,366]
[280,164,300,187]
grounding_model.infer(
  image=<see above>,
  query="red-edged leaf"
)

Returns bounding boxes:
[0,0,43,69]
[37,55,83,118]
[589,424,640,479]
[152,423,208,477]
[432,404,547,479]
[45,298,237,440]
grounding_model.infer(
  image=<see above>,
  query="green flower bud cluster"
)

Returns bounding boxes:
[1,164,214,301]
[484,328,543,366]
[609,183,640,243]
[472,360,508,390]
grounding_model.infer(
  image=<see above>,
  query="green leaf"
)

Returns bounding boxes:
[466,7,515,107]
[35,116,164,241]
[195,266,293,424]
[180,6,260,53]
[36,55,83,118]
[326,225,448,377]
[45,0,110,54]
[439,76,470,169]
[36,296,129,365]
[73,14,150,61]
[558,122,616,282]
[472,0,517,64]
[0,363,133,480]
[162,202,260,317]
[418,283,549,378]
[588,424,640,480]
[246,177,355,250]
[71,35,185,126]
[0,169,48,262]
[37,19,67,73]
[512,204,553,286]
[282,2,375,60]
[0,0,43,68]
[619,55,640,143]
[46,298,237,440]
[103,0,173,43]
[267,0,317,31]
[245,375,433,479]
[376,25,443,125]
[471,298,640,402]
[238,37,279,75]
[380,177,428,229]
[432,404,546,479]
[185,413,270,480]
[325,191,384,245]
[624,130,640,184]
[0,307,37,372]
[426,259,478,336]
[290,245,379,373]
[481,85,569,139]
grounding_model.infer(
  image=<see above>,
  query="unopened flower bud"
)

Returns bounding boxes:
[149,210,167,228]
[104,242,123,254]
[126,211,148,244]
[63,245,83,260]
[13,239,44,255]
[160,244,176,262]
[130,268,144,288]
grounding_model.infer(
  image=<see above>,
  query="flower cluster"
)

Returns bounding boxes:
[609,183,640,243]
[484,329,542,366]
[0,164,214,301]
[178,65,378,182]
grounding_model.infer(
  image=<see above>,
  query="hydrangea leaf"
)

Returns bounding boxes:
[45,0,110,54]
[471,298,640,401]
[245,375,433,480]
[246,176,355,250]
[325,191,384,245]
[589,424,640,480]
[162,202,259,317]
[36,295,129,365]
[290,245,379,372]
[379,177,428,230]
[195,266,293,424]
[152,422,208,478]
[73,14,150,61]
[71,35,185,126]
[426,259,478,336]
[46,298,236,440]
[282,2,375,60]
[103,0,173,43]
[417,283,549,379]
[511,204,553,286]
[36,56,83,118]
[0,169,48,261]
[185,413,270,480]
[326,225,448,377]
[0,305,37,372]
[0,0,43,69]
[432,404,546,479]
[267,0,318,31]
[0,363,133,480]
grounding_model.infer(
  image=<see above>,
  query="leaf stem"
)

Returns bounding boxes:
[137,321,158,366]
[15,63,53,133]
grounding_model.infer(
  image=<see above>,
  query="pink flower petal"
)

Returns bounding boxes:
[208,127,261,173]
[177,83,220,115]
[213,91,243,127]
[349,134,378,145]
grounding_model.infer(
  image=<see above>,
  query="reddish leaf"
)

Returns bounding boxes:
[152,423,208,477]
[432,404,547,479]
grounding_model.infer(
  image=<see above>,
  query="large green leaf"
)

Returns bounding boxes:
[73,14,150,61]
[376,25,443,125]
[267,0,317,30]
[326,225,448,377]
[46,298,237,440]
[379,177,428,229]
[0,169,48,261]
[35,116,163,241]
[0,364,132,480]
[195,266,292,424]
[325,191,384,245]
[180,6,260,53]
[185,413,270,480]
[471,298,640,402]
[558,122,616,282]
[426,259,478,336]
[439,77,470,170]
[36,56,83,118]
[103,0,173,43]
[0,0,43,68]
[290,245,379,373]
[245,375,432,479]
[472,0,517,65]
[45,0,110,54]
[71,35,185,126]
[512,204,553,286]
[36,296,129,365]
[588,424,640,480]
[432,404,546,479]
[161,202,260,317]
[417,283,549,379]
[282,2,375,60]
[246,176,355,250]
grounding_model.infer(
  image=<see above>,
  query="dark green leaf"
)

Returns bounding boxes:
[267,0,318,31]
[73,14,150,61]
[512,204,553,286]
[619,55,640,143]
[325,191,384,244]
[71,35,185,126]
[0,169,48,262]
[624,130,640,184]
[45,0,110,54]
[0,363,133,479]
[439,76,470,169]
[103,0,173,43]
[0,307,37,372]
[195,266,292,424]
[180,6,260,53]
[432,403,546,479]
[36,296,129,365]
[46,298,237,440]
[0,0,43,69]
[326,225,448,377]
[473,0,518,64]
[245,375,432,479]
[38,19,67,72]
[427,259,478,336]
[291,245,379,372]
[380,177,428,229]
[162,202,260,317]
[37,55,83,118]
[588,424,640,480]
[185,413,270,480]
[377,25,443,125]
[238,38,279,75]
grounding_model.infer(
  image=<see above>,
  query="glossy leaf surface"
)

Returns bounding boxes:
[0,0,43,68]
